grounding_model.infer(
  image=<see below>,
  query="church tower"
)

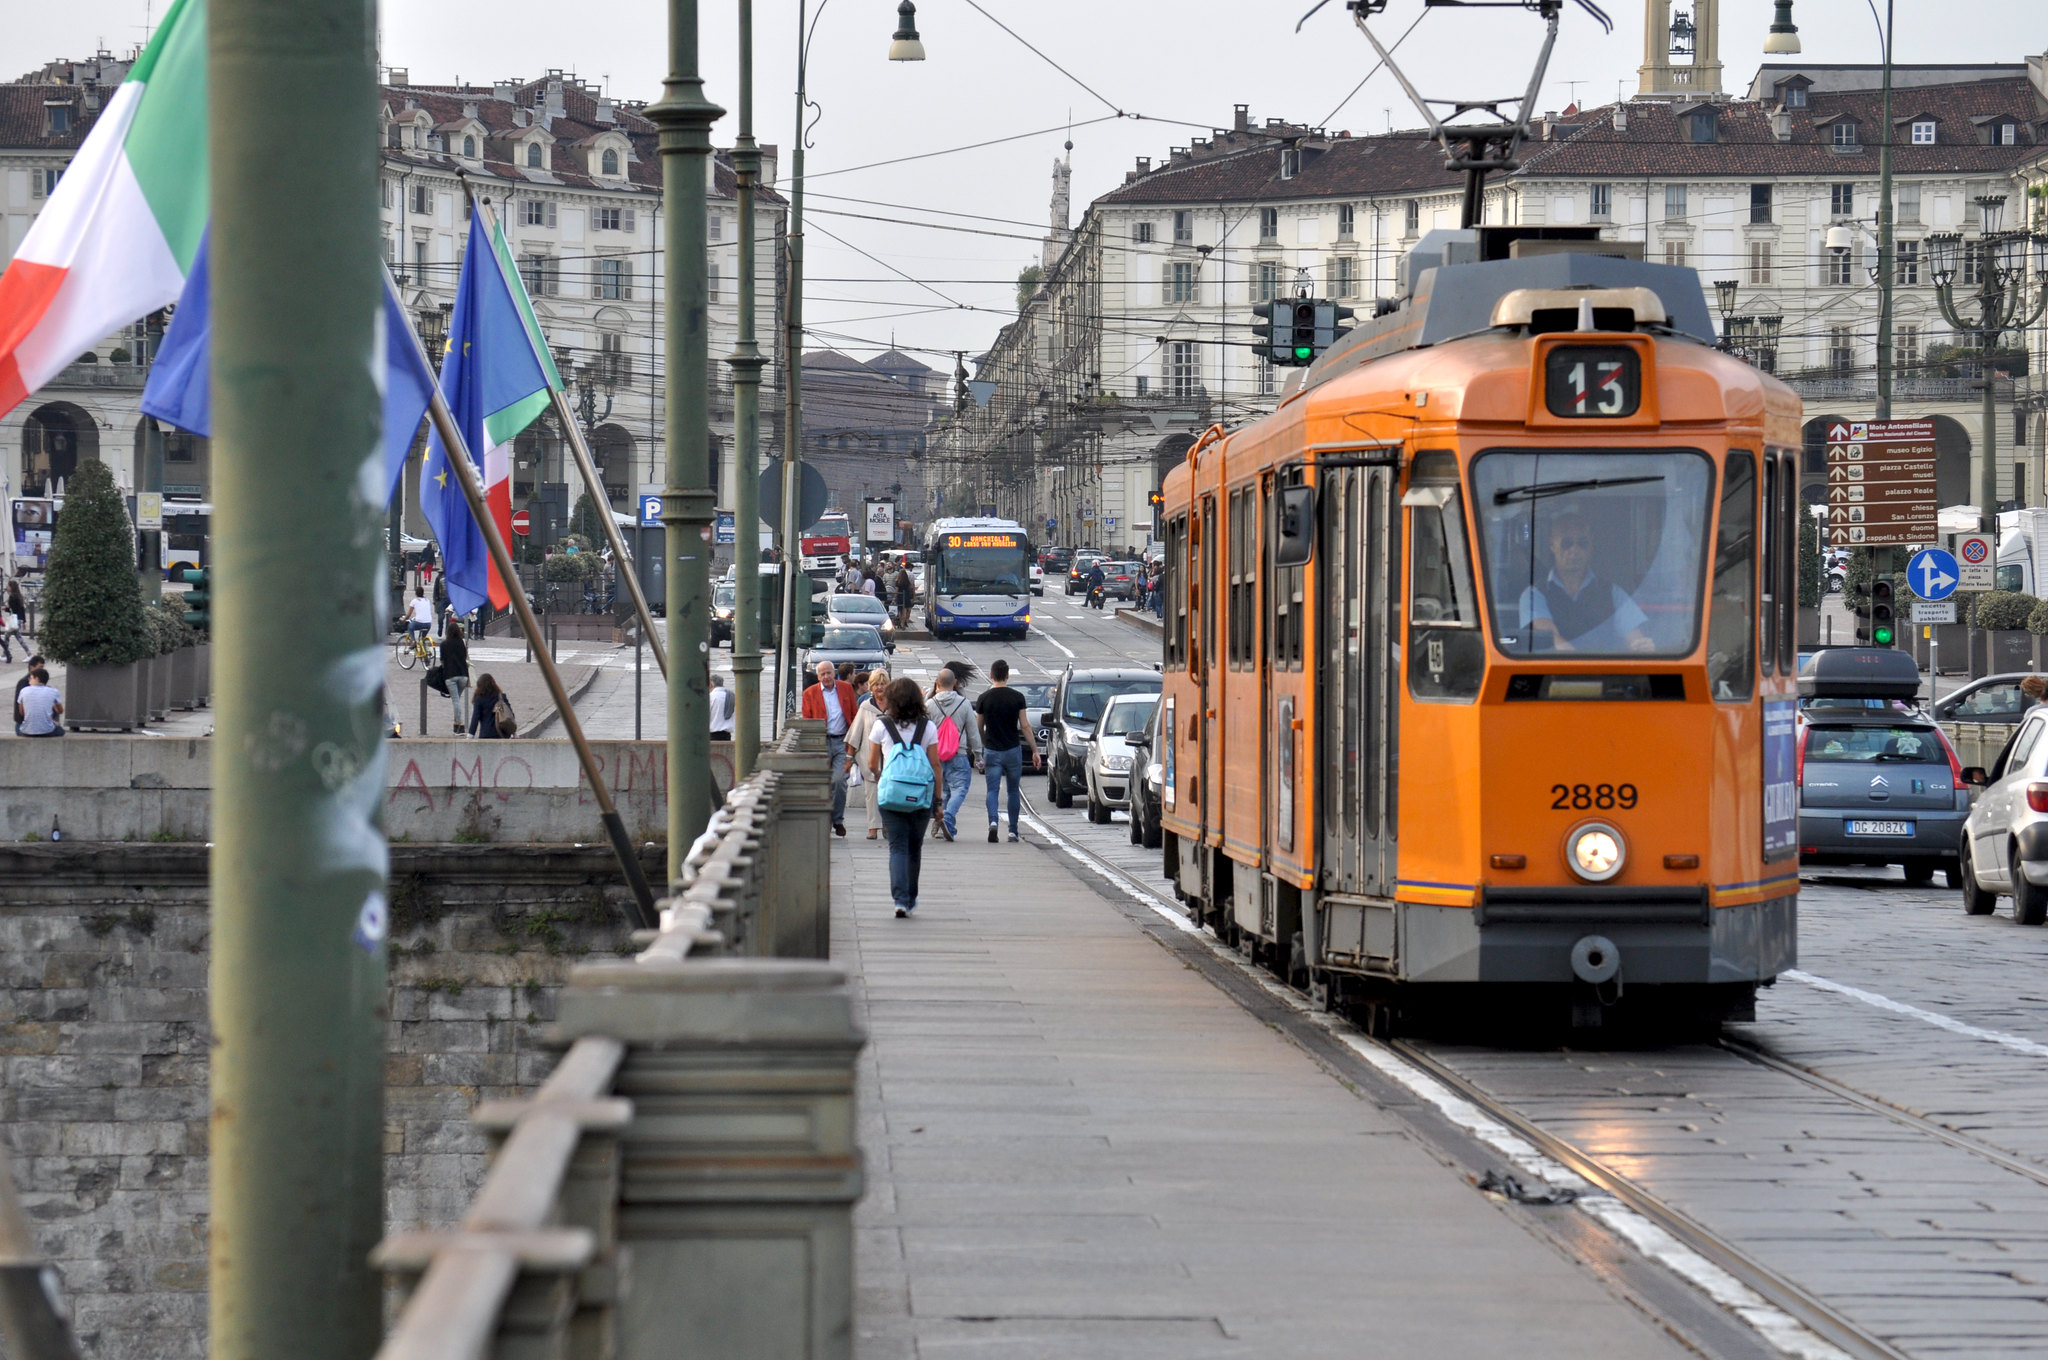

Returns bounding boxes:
[1638,0,1724,99]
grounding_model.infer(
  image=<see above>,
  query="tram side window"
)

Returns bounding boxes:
[1407,452,1483,701]
[1200,498,1217,675]
[1165,514,1190,669]
[1267,470,1306,671]
[1707,452,1757,701]
[1759,457,1777,667]
[1777,452,1798,675]
[1229,488,1259,669]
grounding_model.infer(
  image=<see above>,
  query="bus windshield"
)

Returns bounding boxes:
[1470,450,1714,659]
[932,538,1029,595]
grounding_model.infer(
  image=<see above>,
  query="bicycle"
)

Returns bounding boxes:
[394,627,436,670]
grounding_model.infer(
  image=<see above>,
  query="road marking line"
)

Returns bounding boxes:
[1786,968,2048,1059]
[1021,807,1849,1360]
[1032,627,1076,659]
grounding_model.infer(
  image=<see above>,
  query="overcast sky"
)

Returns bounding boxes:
[8,1,2044,369]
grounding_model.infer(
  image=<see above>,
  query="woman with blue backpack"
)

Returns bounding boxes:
[865,677,944,918]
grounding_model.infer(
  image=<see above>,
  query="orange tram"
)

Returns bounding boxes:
[1157,234,1805,1029]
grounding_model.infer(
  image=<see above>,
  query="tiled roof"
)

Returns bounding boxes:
[1517,78,2044,180]
[0,85,99,150]
[1096,129,1464,207]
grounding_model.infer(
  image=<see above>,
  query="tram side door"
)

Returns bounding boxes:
[1198,494,1219,843]
[1319,465,1399,897]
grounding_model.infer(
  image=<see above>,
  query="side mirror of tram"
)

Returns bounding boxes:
[1274,485,1317,567]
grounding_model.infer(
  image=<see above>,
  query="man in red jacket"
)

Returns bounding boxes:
[801,660,857,836]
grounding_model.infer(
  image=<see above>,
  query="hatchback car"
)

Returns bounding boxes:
[1959,707,2048,921]
[1012,681,1055,761]
[1127,698,1165,849]
[1029,562,1045,596]
[1047,667,1161,806]
[1799,710,1968,885]
[1085,693,1158,823]
[1065,551,1107,596]
[804,623,890,676]
[824,592,896,651]
[1932,673,2038,726]
[1099,561,1142,601]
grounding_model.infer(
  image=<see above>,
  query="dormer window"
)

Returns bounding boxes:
[601,148,620,176]
[1689,109,1715,143]
[1831,120,1859,149]
[463,134,476,158]
[1989,120,2017,146]
[1910,120,1935,145]
[44,102,72,136]
[1279,145,1299,180]
[526,143,542,168]
[1785,86,1807,108]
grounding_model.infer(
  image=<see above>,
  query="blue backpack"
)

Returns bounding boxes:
[876,719,935,813]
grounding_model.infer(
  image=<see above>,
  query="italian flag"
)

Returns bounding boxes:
[0,0,206,417]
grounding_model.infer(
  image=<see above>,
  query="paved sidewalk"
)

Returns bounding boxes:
[834,833,1692,1359]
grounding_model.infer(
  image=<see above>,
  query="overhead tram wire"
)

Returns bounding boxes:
[958,0,1122,118]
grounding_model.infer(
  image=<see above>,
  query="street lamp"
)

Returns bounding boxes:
[1763,0,1801,54]
[888,1,927,61]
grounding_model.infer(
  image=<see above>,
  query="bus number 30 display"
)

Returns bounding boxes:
[1550,783,1639,811]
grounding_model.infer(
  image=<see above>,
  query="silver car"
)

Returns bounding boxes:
[804,623,889,676]
[1959,707,2048,923]
[824,592,896,651]
[1084,693,1159,824]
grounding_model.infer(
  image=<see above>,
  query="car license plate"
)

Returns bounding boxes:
[1846,819,1914,836]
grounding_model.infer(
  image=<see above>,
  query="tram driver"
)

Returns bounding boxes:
[1519,510,1657,654]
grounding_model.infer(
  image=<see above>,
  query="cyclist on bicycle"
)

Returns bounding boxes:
[405,591,435,640]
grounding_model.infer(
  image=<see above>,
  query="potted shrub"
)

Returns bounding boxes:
[155,598,198,710]
[1973,590,2038,676]
[39,459,154,730]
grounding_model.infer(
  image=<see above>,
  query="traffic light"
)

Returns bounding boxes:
[1147,489,1165,514]
[1287,299,1318,364]
[179,568,209,632]
[761,565,785,647]
[1253,298,1353,367]
[1313,300,1355,351]
[804,593,830,648]
[1870,576,1896,648]
[1252,301,1278,360]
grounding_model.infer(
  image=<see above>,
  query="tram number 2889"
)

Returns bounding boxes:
[1549,782,1640,811]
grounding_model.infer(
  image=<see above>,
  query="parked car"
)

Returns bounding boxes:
[824,592,896,651]
[1029,562,1045,596]
[804,623,890,676]
[1932,673,2039,726]
[1084,693,1159,823]
[1127,698,1165,849]
[1065,550,1107,596]
[1013,681,1055,761]
[1099,560,1142,601]
[1041,546,1073,575]
[1046,666,1161,807]
[1958,705,2048,921]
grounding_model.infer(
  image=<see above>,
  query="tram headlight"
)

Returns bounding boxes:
[1566,822,1626,883]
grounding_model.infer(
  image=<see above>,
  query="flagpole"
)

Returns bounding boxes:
[391,267,659,928]
[469,192,667,681]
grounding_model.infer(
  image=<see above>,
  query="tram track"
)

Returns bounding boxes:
[1018,797,1915,1360]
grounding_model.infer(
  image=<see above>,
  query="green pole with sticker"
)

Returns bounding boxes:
[206,0,390,1353]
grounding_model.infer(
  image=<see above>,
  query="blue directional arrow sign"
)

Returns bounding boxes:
[1908,547,1959,601]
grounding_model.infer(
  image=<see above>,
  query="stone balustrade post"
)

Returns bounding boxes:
[556,958,865,1360]
[756,720,830,958]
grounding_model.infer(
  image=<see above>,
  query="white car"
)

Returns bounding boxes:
[1084,693,1160,824]
[824,591,896,651]
[1029,563,1045,596]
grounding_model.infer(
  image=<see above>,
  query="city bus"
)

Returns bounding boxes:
[8,496,211,579]
[921,517,1032,639]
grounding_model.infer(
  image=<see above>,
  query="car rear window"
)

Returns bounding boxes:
[1804,726,1945,763]
[816,626,881,650]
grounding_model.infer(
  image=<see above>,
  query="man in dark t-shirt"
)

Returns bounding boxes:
[974,659,1039,842]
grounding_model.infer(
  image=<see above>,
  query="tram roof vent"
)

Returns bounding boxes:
[1798,647,1923,701]
[1492,286,1667,334]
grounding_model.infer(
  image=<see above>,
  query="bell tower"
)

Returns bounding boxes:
[1638,0,1723,100]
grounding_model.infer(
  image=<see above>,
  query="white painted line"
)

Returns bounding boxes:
[1066,614,1086,619]
[1032,627,1077,660]
[1020,811,1199,934]
[1786,968,2048,1060]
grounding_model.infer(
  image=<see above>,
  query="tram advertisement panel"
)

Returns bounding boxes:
[1763,697,1798,858]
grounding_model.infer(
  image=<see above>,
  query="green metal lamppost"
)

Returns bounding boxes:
[728,0,767,778]
[646,0,725,874]
[1927,206,2048,537]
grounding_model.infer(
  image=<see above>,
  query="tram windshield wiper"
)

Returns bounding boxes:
[1492,475,1663,505]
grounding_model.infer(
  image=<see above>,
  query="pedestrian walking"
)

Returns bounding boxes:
[15,666,63,737]
[800,660,858,836]
[849,670,892,838]
[440,617,472,734]
[865,676,941,918]
[975,658,1040,842]
[432,573,450,636]
[927,667,983,841]
[709,673,735,742]
[1,577,27,660]
[893,566,915,629]
[468,673,514,738]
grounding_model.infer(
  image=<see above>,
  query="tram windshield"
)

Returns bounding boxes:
[1470,450,1714,658]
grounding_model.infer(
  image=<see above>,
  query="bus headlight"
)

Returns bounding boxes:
[1566,822,1625,882]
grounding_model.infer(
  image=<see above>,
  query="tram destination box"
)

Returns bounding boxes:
[1824,419,1937,548]
[1798,646,1922,700]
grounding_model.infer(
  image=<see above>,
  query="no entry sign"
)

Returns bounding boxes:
[510,510,531,536]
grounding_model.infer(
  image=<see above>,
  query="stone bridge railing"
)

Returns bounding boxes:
[371,720,861,1360]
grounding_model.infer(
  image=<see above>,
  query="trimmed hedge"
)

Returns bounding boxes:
[39,459,153,668]
[1974,590,2039,631]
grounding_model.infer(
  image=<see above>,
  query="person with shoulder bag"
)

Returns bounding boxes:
[469,672,515,738]
[926,668,982,841]
[848,670,891,839]
[439,617,472,734]
[866,677,942,917]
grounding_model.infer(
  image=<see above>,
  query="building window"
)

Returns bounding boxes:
[707,262,720,303]
[1326,256,1356,298]
[1404,199,1420,235]
[1826,247,1854,287]
[595,206,622,231]
[1279,145,1299,179]
[520,199,555,228]
[28,167,55,199]
[1166,261,1199,305]
[1259,207,1279,244]
[412,239,429,279]
[1173,210,1193,245]
[1132,221,1153,244]
[1785,85,1808,108]
[1254,261,1282,303]
[709,211,723,242]
[1337,204,1355,240]
[601,147,620,175]
[1664,184,1687,221]
[1962,245,1981,287]
[519,254,559,298]
[1830,183,1855,218]
[1662,241,1686,269]
[1831,121,1858,149]
[599,331,632,384]
[1167,340,1199,400]
[1750,183,1772,224]
[1135,375,1149,397]
[526,142,543,168]
[45,103,72,135]
[1896,182,1920,225]
[411,183,432,215]
[1589,184,1611,221]
[1749,242,1772,285]
[1993,122,2017,146]
[1896,239,1920,285]
[1896,324,1920,372]
[1255,357,1275,396]
[1910,120,1935,145]
[1690,110,1715,143]
[1828,327,1854,375]
[595,258,632,300]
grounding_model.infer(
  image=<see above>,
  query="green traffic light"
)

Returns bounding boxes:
[1873,624,1894,645]
[1293,345,1314,361]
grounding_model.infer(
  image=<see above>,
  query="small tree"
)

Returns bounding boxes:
[1797,508,1822,608]
[570,492,606,545]
[40,458,153,668]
